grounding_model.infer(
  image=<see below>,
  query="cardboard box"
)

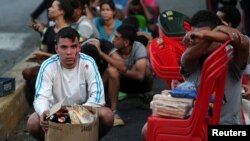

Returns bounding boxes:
[45,100,99,141]
[0,77,15,97]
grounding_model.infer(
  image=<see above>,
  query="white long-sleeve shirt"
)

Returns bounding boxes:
[33,53,105,116]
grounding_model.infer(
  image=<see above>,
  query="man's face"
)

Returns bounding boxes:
[112,32,125,50]
[55,37,80,69]
[72,8,82,22]
[48,0,63,19]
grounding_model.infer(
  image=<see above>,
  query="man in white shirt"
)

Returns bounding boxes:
[27,27,113,140]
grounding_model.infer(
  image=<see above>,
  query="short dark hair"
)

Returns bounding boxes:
[69,0,85,10]
[100,0,116,11]
[117,25,137,45]
[55,27,80,44]
[128,0,144,15]
[191,10,222,29]
[122,16,139,32]
[218,6,241,28]
[57,0,74,22]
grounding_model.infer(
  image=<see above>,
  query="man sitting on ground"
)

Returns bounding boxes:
[110,25,153,126]
[27,27,114,140]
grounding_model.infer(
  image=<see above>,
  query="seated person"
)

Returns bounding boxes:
[141,9,249,140]
[26,27,114,140]
[70,0,100,42]
[110,25,153,126]
[81,38,127,127]
[22,0,73,105]
[125,0,158,37]
[122,16,153,47]
[92,0,122,42]
[181,10,249,125]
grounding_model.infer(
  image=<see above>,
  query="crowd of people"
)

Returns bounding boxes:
[25,0,250,140]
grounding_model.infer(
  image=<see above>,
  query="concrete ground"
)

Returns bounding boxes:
[6,75,167,141]
[0,1,207,140]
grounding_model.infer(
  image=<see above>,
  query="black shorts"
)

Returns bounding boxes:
[120,75,152,93]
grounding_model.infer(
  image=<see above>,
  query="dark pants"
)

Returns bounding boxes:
[120,76,153,94]
[25,77,36,106]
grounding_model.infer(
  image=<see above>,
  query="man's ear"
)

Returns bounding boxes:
[124,39,130,47]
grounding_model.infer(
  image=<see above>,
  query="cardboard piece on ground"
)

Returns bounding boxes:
[45,99,99,141]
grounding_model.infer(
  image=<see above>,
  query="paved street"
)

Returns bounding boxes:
[0,0,45,76]
[0,0,206,77]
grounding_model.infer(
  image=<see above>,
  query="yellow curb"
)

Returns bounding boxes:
[0,51,38,140]
[0,83,29,140]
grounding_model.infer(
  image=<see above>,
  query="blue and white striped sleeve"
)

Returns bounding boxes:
[80,55,105,107]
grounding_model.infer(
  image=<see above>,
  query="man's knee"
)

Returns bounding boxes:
[27,112,41,134]
[106,66,119,79]
[98,107,114,126]
[22,68,33,80]
[22,66,39,81]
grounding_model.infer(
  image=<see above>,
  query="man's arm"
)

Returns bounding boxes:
[181,26,249,73]
[181,38,213,74]
[123,58,148,81]
[33,63,53,116]
[84,57,105,107]
[89,40,127,73]
[213,25,249,69]
[243,84,250,100]
[101,51,127,73]
[31,21,47,33]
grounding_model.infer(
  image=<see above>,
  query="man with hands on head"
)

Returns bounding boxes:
[181,10,249,125]
[82,38,127,76]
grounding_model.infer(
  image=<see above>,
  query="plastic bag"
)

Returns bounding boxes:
[170,81,198,99]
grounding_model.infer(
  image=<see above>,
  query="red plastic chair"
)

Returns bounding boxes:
[146,40,233,141]
[149,37,185,88]
[150,10,190,89]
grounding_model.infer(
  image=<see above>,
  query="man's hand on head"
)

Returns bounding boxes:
[183,31,205,47]
[88,39,102,54]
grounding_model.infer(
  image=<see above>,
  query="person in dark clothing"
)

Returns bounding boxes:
[31,0,53,22]
[216,5,241,28]
[23,0,74,105]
